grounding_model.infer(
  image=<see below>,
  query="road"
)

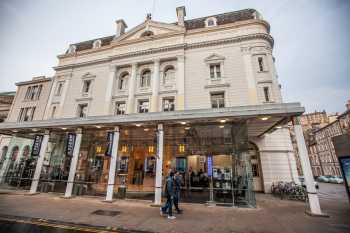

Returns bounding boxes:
[317,182,349,202]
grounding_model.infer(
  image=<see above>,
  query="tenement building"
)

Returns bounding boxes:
[0,7,305,207]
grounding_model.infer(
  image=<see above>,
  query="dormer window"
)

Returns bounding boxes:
[68,45,76,54]
[205,17,217,27]
[93,39,102,49]
[141,30,154,37]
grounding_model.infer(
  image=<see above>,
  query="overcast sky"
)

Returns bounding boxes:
[0,0,349,113]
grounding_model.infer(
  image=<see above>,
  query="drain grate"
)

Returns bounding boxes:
[91,210,121,216]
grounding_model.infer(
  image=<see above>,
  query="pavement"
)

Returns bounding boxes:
[0,183,349,233]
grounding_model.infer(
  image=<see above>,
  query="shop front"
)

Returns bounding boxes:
[0,103,304,207]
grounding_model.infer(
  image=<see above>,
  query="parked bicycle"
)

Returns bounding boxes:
[271,181,306,201]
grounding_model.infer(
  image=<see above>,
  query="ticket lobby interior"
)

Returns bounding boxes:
[0,104,304,207]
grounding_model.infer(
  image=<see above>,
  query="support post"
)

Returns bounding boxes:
[127,63,137,114]
[293,117,324,216]
[154,124,164,205]
[151,59,160,112]
[30,130,50,194]
[176,55,185,110]
[64,128,82,198]
[105,126,120,201]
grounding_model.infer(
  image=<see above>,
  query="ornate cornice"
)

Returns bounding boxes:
[53,33,273,71]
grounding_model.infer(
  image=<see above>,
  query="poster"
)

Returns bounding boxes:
[340,157,350,192]
[105,131,114,156]
[66,133,76,157]
[207,156,213,177]
[31,135,43,157]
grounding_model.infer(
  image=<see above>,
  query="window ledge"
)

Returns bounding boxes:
[257,70,269,73]
[76,97,93,102]
[205,83,230,89]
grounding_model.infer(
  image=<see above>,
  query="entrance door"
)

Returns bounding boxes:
[248,143,263,192]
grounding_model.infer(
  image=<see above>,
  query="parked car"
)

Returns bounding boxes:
[331,176,344,184]
[298,176,319,189]
[317,175,330,183]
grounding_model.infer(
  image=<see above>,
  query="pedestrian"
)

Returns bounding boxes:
[173,171,183,214]
[160,171,176,219]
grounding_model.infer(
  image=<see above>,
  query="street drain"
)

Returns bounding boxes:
[91,210,121,216]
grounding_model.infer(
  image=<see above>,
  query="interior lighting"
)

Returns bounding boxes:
[219,125,225,128]
[260,116,269,121]
[185,127,191,130]
[135,123,142,127]
[220,119,226,123]
[180,121,187,125]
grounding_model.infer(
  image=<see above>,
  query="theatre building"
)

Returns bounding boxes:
[0,7,305,207]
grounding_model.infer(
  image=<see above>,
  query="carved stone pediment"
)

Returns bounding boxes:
[114,20,184,43]
[204,53,225,62]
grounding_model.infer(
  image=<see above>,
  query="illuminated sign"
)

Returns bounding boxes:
[207,156,213,177]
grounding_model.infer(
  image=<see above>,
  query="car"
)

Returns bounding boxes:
[316,175,330,183]
[332,176,344,184]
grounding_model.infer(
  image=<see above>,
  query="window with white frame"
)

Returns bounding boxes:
[163,66,175,84]
[162,98,175,112]
[138,99,149,113]
[115,101,126,115]
[209,64,221,79]
[263,86,270,102]
[211,92,225,108]
[205,17,217,27]
[24,85,42,101]
[55,82,64,96]
[119,73,129,90]
[82,80,92,94]
[77,104,88,118]
[51,106,57,119]
[140,70,151,88]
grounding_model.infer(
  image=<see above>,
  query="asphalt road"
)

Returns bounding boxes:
[317,182,349,201]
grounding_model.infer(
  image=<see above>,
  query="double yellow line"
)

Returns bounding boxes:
[0,216,119,233]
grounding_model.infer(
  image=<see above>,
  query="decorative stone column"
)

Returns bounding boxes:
[241,47,258,105]
[151,59,160,112]
[127,63,137,114]
[176,55,185,110]
[105,65,117,114]
[29,130,50,194]
[105,126,120,201]
[64,128,82,198]
[293,117,324,216]
[154,124,164,205]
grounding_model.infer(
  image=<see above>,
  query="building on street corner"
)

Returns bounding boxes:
[0,6,306,207]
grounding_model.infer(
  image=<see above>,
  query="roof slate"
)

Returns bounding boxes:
[69,8,258,53]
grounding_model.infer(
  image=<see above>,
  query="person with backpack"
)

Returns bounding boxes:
[160,171,176,219]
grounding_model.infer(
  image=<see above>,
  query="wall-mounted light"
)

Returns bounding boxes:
[179,144,185,153]
[260,116,270,121]
[95,146,102,153]
[121,145,128,153]
[148,145,154,153]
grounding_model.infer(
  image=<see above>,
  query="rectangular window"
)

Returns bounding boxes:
[162,98,175,112]
[55,82,64,96]
[78,104,88,118]
[115,102,126,115]
[209,64,221,79]
[25,87,31,100]
[263,86,270,102]
[36,85,42,100]
[30,86,38,100]
[258,57,264,72]
[51,106,57,118]
[138,100,149,113]
[29,107,36,121]
[82,80,92,94]
[17,108,24,122]
[211,92,225,108]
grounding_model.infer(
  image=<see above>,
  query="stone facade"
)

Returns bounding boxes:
[0,7,300,195]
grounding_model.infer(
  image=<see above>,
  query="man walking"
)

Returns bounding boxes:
[160,171,176,219]
[173,171,183,214]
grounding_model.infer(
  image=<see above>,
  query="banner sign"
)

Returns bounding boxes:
[105,131,114,156]
[31,135,43,157]
[66,133,76,157]
[207,156,213,177]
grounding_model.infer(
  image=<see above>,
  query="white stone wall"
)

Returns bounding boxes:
[252,127,299,193]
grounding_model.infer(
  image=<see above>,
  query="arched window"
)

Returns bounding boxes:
[10,146,19,161]
[140,30,154,37]
[119,72,129,90]
[163,66,175,84]
[140,69,151,88]
[205,17,217,27]
[68,45,76,54]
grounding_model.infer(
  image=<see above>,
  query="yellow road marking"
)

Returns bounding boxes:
[0,216,118,233]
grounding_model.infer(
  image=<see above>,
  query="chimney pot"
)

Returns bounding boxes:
[115,19,128,37]
[176,6,186,27]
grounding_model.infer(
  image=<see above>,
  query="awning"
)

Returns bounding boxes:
[0,102,304,138]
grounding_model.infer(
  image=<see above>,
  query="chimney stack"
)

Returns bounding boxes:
[176,6,186,27]
[346,100,350,110]
[115,19,128,37]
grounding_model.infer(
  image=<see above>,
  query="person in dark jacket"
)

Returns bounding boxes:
[160,171,176,219]
[173,171,183,214]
